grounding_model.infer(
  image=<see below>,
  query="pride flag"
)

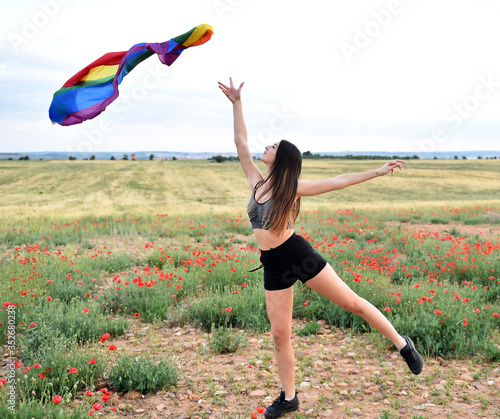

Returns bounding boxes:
[49,24,213,126]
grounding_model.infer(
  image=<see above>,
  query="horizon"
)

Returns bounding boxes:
[2,149,499,160]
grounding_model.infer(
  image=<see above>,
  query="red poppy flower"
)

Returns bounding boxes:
[69,367,78,374]
[109,344,117,351]
[493,313,499,318]
[434,309,442,315]
[53,395,63,404]
[256,406,266,414]
[93,402,102,411]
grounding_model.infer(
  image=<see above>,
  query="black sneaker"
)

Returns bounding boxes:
[400,336,423,375]
[264,390,299,419]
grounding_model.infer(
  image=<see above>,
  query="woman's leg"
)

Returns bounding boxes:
[265,287,296,399]
[306,264,407,350]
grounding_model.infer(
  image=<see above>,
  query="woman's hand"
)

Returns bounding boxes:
[378,159,405,176]
[218,77,244,103]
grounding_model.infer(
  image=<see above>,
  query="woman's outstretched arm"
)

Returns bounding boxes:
[297,159,405,197]
[218,78,262,189]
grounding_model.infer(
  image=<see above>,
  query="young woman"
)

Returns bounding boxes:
[218,78,423,419]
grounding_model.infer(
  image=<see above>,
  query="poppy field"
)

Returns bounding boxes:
[0,159,499,418]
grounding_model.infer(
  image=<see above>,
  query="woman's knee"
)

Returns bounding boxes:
[343,295,367,316]
[271,327,291,348]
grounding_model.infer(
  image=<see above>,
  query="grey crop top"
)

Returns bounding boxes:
[247,181,274,230]
[247,181,292,230]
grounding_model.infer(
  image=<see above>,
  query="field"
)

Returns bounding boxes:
[0,159,499,418]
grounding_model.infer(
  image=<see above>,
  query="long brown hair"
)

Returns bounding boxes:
[257,140,302,233]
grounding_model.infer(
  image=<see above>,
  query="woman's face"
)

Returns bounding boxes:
[262,141,279,166]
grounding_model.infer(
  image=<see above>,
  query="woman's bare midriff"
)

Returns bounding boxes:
[252,228,294,250]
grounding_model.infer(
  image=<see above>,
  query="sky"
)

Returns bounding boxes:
[1,0,500,157]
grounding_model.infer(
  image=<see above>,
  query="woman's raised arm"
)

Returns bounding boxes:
[297,159,405,197]
[218,78,263,189]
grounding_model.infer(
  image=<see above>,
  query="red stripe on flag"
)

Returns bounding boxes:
[62,51,126,87]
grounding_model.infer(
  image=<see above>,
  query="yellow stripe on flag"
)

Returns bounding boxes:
[81,64,119,82]
[183,24,213,47]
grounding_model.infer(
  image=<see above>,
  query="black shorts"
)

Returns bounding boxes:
[259,233,328,291]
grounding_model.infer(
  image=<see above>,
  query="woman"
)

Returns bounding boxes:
[218,78,423,419]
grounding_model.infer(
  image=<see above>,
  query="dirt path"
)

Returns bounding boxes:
[71,320,500,419]
[383,221,500,238]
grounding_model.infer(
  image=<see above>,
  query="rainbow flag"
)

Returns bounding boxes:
[49,24,213,126]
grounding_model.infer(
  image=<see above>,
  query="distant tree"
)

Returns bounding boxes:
[122,154,128,160]
[302,151,312,158]
[477,156,482,159]
[90,155,96,160]
[83,158,88,160]
[172,156,177,161]
[209,155,239,163]
[433,156,438,159]
[411,155,419,159]
[462,156,467,159]
[212,155,225,163]
[454,155,458,159]
[69,156,77,160]
[19,156,29,160]
[110,156,115,160]
[8,158,12,160]
[149,154,154,161]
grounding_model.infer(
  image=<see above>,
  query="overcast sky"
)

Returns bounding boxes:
[1,0,499,156]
